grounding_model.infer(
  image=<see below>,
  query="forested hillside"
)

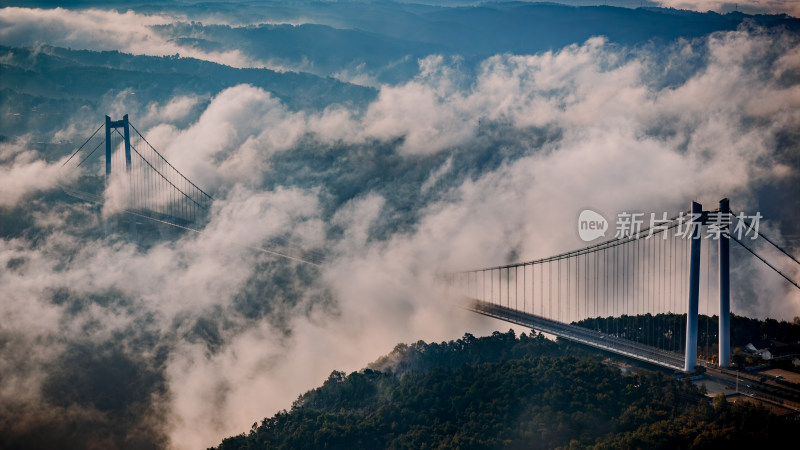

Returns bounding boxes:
[213,331,797,449]
[0,45,375,138]
[574,313,800,357]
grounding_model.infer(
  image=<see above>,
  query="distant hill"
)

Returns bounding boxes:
[3,3,799,138]
[0,45,376,138]
[213,330,797,449]
[132,4,800,83]
[7,3,799,87]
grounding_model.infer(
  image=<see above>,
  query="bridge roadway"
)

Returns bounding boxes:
[464,299,687,371]
[704,368,800,411]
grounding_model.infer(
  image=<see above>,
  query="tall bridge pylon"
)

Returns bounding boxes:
[61,114,213,234]
[685,201,702,372]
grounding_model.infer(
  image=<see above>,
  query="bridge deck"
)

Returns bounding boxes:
[465,299,687,371]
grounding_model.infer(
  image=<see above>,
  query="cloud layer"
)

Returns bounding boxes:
[1,23,799,450]
[0,141,79,208]
[0,7,259,68]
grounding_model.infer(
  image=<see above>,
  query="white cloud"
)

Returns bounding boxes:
[421,156,453,193]
[0,142,77,208]
[0,7,260,68]
[148,85,308,190]
[141,95,204,128]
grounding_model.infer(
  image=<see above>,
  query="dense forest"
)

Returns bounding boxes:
[574,313,800,362]
[213,330,797,449]
[575,313,800,347]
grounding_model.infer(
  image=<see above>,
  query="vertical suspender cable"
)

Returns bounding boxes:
[558,259,562,322]
[634,237,639,343]
[706,236,711,361]
[605,247,609,334]
[616,245,620,334]
[567,256,571,322]
[585,251,589,323]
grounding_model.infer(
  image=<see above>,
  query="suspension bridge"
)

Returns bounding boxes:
[60,114,325,265]
[450,200,800,373]
[60,115,800,373]
[61,114,213,230]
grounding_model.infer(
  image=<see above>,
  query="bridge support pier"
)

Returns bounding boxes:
[719,198,731,367]
[684,201,702,373]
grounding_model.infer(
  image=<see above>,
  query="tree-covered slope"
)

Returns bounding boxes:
[213,331,797,449]
[0,45,376,138]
